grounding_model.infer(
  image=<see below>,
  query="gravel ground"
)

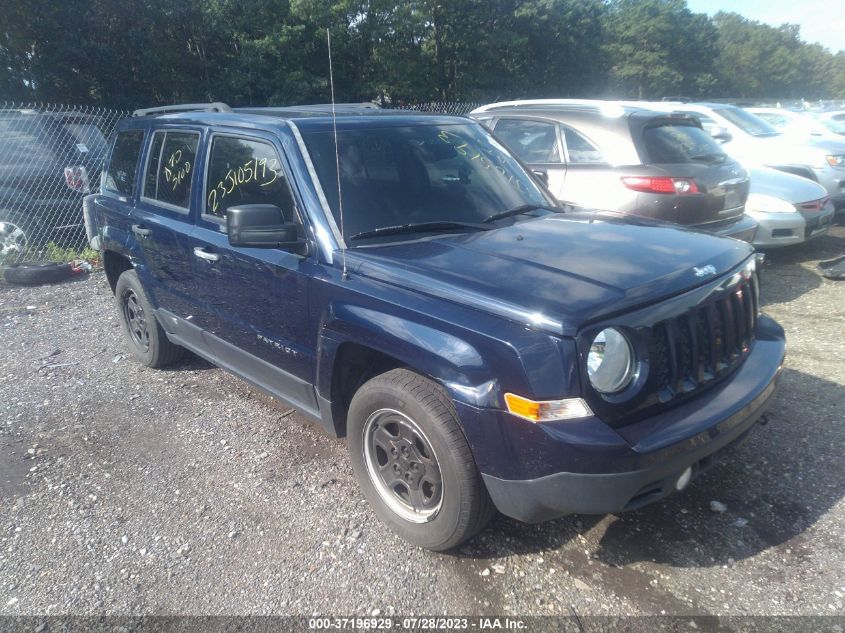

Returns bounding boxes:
[1,224,844,618]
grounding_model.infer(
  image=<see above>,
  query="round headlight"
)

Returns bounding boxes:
[587,328,635,394]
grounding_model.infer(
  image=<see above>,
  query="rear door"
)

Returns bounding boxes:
[557,124,615,208]
[637,119,749,227]
[490,118,567,198]
[92,127,146,256]
[132,127,203,319]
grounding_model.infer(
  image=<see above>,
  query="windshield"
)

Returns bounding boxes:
[642,122,728,164]
[715,107,780,138]
[299,122,551,242]
[61,121,109,155]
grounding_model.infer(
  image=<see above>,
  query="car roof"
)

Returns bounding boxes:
[472,99,655,117]
[123,104,471,132]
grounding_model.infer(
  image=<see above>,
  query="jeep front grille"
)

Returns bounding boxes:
[650,272,758,403]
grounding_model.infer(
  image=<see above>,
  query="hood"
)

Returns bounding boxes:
[344,213,753,336]
[748,167,828,204]
[732,134,845,167]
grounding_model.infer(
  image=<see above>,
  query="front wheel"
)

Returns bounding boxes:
[347,368,495,551]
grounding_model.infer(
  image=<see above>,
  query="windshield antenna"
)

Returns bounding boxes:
[327,28,348,281]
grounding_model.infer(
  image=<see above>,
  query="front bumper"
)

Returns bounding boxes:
[747,204,835,248]
[458,315,785,523]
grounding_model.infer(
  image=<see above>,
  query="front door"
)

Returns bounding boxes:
[491,117,568,200]
[188,129,318,413]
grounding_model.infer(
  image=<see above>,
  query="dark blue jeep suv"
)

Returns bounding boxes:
[84,103,786,551]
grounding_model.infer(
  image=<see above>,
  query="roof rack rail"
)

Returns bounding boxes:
[234,103,380,115]
[132,102,232,117]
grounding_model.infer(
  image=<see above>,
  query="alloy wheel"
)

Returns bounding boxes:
[362,408,443,523]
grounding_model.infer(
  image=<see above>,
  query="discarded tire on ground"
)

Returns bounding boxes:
[818,255,845,280]
[1,262,77,285]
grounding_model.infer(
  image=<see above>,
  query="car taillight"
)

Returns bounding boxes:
[64,166,90,193]
[621,176,699,195]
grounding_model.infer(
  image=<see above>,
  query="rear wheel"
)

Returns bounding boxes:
[114,269,183,368]
[347,368,495,551]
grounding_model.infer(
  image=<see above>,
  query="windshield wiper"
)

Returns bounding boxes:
[690,152,727,163]
[483,203,559,224]
[348,221,494,242]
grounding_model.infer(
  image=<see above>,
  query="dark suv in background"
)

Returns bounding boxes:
[84,103,784,550]
[471,100,758,241]
[0,109,109,259]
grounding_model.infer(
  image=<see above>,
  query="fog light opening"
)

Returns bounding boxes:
[675,466,693,491]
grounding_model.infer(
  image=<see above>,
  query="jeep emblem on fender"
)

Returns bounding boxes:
[693,264,717,277]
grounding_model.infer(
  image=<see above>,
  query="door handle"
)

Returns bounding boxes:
[193,247,221,262]
[131,224,152,238]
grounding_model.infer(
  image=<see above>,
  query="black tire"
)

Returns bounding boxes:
[347,368,495,551]
[114,269,184,368]
[1,262,76,285]
[818,255,845,280]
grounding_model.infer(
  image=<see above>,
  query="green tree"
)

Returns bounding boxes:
[604,0,719,99]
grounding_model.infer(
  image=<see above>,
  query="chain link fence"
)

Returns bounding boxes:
[389,101,484,115]
[0,101,485,266]
[0,103,130,265]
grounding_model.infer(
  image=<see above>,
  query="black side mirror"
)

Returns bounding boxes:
[531,169,549,186]
[226,204,306,251]
[710,126,733,144]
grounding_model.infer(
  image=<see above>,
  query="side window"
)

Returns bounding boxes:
[494,119,561,163]
[143,131,199,209]
[562,126,606,164]
[103,130,144,196]
[757,113,787,130]
[686,112,717,134]
[204,135,295,222]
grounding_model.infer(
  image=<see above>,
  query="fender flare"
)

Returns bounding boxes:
[316,303,506,414]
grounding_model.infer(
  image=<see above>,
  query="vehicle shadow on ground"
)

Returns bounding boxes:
[158,349,216,371]
[460,368,845,569]
[758,230,845,305]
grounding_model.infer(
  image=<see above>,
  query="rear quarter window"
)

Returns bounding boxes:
[562,126,606,164]
[641,123,726,164]
[103,130,145,196]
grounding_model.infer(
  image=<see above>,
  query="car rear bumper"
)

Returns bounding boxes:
[459,315,785,523]
[704,214,758,242]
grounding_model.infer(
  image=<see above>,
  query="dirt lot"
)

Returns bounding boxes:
[1,225,844,618]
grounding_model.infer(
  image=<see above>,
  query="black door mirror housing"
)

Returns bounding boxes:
[532,169,549,186]
[710,126,733,144]
[226,204,306,250]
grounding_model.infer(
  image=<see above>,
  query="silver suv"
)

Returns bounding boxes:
[471,100,757,241]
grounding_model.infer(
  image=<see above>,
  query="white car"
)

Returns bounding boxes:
[745,167,835,248]
[746,107,845,138]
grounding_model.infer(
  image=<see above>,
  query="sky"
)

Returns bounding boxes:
[686,0,845,53]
